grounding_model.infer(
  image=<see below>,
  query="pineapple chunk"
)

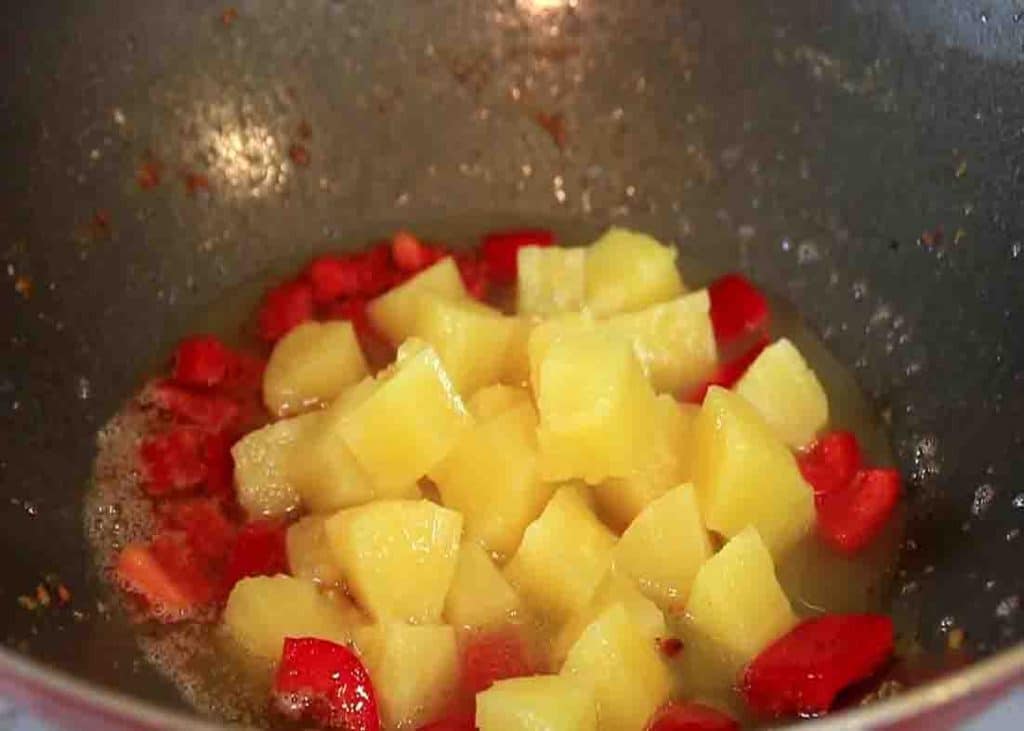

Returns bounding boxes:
[517,246,586,317]
[734,338,829,448]
[504,486,616,621]
[613,484,712,610]
[552,571,666,666]
[262,321,368,417]
[562,603,671,731]
[223,575,350,660]
[603,290,717,394]
[414,294,521,396]
[340,342,472,493]
[367,258,468,345]
[584,228,684,316]
[355,623,458,728]
[324,499,462,623]
[684,526,797,669]
[286,515,343,586]
[232,412,319,518]
[692,387,815,557]
[501,317,533,387]
[430,401,551,558]
[536,331,657,484]
[445,542,521,629]
[593,398,699,531]
[527,312,595,394]
[477,675,597,731]
[467,384,532,421]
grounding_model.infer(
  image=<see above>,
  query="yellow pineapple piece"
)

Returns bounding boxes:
[430,401,551,558]
[684,526,797,669]
[232,412,319,518]
[517,246,586,317]
[613,484,712,610]
[262,321,368,417]
[501,317,533,387]
[603,290,717,394]
[734,338,829,447]
[223,575,350,660]
[340,342,472,492]
[355,623,459,728]
[467,384,532,421]
[536,330,657,484]
[692,387,815,557]
[584,228,684,316]
[526,312,594,394]
[445,542,522,629]
[562,603,671,731]
[414,294,521,396]
[504,486,616,621]
[324,499,462,623]
[593,398,699,531]
[286,515,343,586]
[367,258,467,345]
[476,675,597,731]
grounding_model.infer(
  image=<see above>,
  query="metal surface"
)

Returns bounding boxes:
[0,0,1021,727]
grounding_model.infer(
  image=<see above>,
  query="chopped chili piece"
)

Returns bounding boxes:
[480,229,555,284]
[460,626,532,694]
[172,335,234,388]
[139,428,208,497]
[708,273,770,345]
[257,280,315,342]
[816,469,902,554]
[150,381,241,433]
[158,497,237,563]
[223,520,289,593]
[454,252,490,300]
[797,431,864,497]
[391,231,446,273]
[646,701,739,731]
[307,255,367,304]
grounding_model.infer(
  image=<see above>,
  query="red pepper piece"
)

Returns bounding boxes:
[307,255,367,304]
[798,431,863,497]
[115,543,197,620]
[391,231,446,273]
[417,713,477,731]
[148,531,220,608]
[657,637,684,658]
[454,252,490,301]
[741,613,894,717]
[816,469,902,554]
[171,335,234,388]
[460,627,532,694]
[139,428,208,497]
[480,228,554,284]
[150,381,241,433]
[223,519,289,592]
[158,497,237,563]
[647,702,739,731]
[257,280,315,342]
[201,432,236,500]
[274,637,381,731]
[359,242,402,296]
[683,337,769,404]
[323,297,372,336]
[708,274,770,345]
[222,351,266,393]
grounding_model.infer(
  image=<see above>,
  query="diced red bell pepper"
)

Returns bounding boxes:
[358,242,402,296]
[307,255,366,304]
[158,497,237,563]
[257,280,315,342]
[480,228,555,284]
[816,469,902,554]
[454,252,490,301]
[171,335,234,388]
[274,637,381,731]
[115,543,197,619]
[646,702,739,731]
[741,613,894,718]
[323,297,372,336]
[139,428,208,497]
[683,337,769,404]
[148,532,221,607]
[460,627,532,694]
[222,351,266,393]
[417,713,477,731]
[150,381,241,433]
[708,274,770,345]
[391,231,446,273]
[798,431,863,497]
[201,432,236,499]
[223,519,289,592]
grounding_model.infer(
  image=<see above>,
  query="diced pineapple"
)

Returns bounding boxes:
[526,312,594,394]
[232,412,320,518]
[445,542,521,629]
[286,515,343,586]
[552,571,666,666]
[340,342,473,492]
[355,623,458,729]
[430,401,551,558]
[593,398,699,531]
[584,228,684,316]
[684,526,797,669]
[517,246,586,317]
[733,338,829,448]
[613,484,712,610]
[414,294,521,396]
[562,603,671,731]
[262,321,368,417]
[476,675,597,731]
[692,387,815,557]
[367,258,468,345]
[324,500,462,623]
[504,486,616,621]
[501,317,532,387]
[603,290,717,394]
[536,331,657,484]
[223,575,350,660]
[467,384,532,421]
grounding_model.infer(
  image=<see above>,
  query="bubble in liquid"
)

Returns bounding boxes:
[995,595,1020,619]
[1012,493,1024,509]
[909,434,942,483]
[971,484,996,516]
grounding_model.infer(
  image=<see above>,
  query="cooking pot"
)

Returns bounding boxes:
[0,0,1021,728]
